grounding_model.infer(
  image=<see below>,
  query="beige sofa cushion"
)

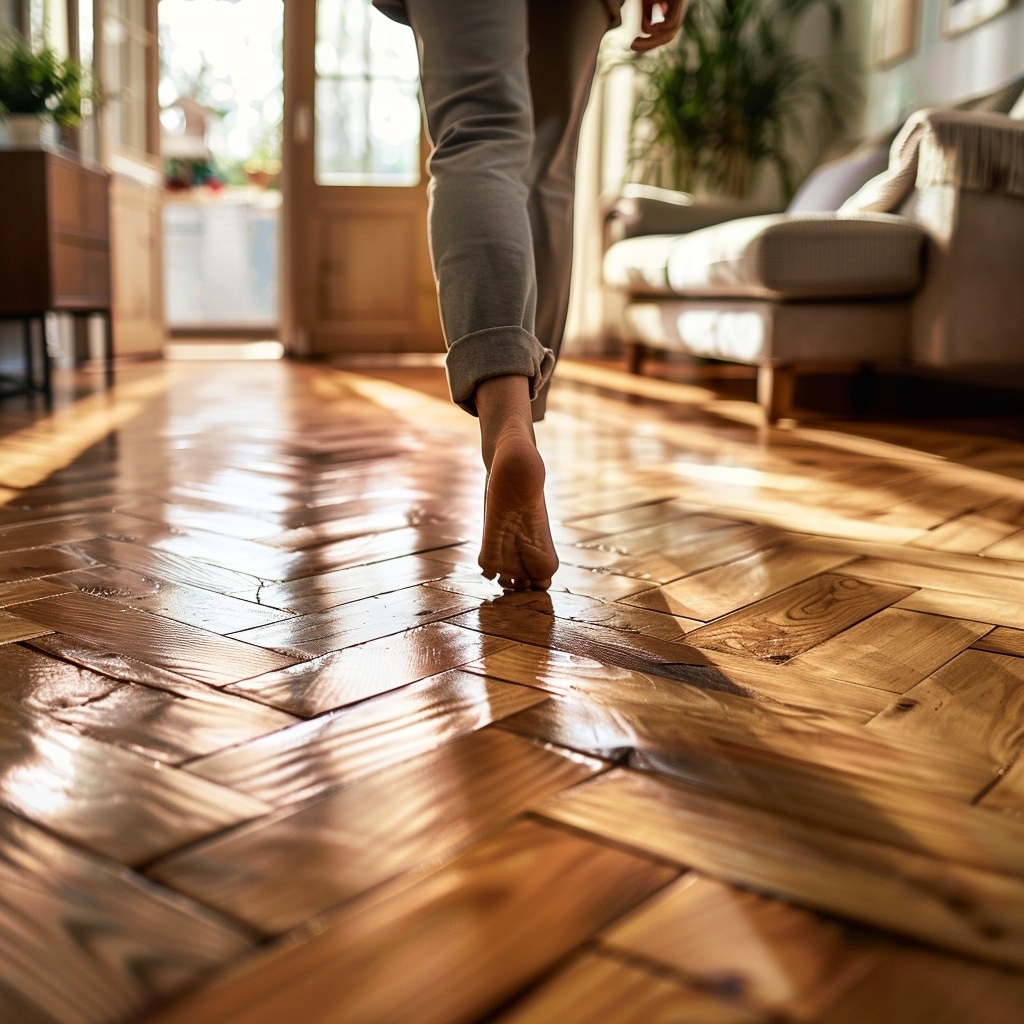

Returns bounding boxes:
[604,212,925,300]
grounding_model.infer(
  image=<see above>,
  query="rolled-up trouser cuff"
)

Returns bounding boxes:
[445,325,555,416]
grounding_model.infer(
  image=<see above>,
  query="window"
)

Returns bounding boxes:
[314,0,420,186]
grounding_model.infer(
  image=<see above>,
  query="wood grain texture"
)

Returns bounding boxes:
[495,951,765,1023]
[0,701,269,864]
[140,819,677,1024]
[190,669,547,805]
[621,539,855,621]
[789,608,989,693]
[226,621,514,716]
[684,573,914,661]
[149,729,604,933]
[539,769,1024,968]
[0,806,253,1024]
[867,650,1024,771]
[602,874,877,1017]
[815,946,1024,1024]
[13,591,297,686]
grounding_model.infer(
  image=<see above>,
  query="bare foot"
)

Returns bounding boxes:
[479,427,558,591]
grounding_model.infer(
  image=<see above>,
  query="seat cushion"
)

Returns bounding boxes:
[604,212,926,300]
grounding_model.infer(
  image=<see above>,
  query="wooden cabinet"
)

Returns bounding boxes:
[0,150,114,398]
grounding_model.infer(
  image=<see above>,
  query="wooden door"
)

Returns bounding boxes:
[97,0,165,358]
[282,0,442,356]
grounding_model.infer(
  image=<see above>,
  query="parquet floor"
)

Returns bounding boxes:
[1,354,1024,1023]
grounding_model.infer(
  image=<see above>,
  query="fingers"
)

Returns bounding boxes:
[631,0,686,52]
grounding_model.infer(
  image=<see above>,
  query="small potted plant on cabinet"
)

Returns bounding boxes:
[0,30,92,150]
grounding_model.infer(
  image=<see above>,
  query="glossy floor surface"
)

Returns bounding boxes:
[1,356,1024,1023]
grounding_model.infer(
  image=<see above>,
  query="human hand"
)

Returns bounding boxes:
[631,0,686,52]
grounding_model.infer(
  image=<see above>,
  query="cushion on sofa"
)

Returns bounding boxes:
[604,213,926,300]
[787,145,891,212]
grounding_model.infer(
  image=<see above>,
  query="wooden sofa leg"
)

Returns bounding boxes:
[625,341,647,375]
[758,364,795,423]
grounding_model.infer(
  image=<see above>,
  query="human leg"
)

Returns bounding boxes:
[527,0,614,419]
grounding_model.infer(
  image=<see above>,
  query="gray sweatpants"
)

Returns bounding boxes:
[400,0,617,417]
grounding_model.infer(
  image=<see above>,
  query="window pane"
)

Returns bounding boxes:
[314,0,420,186]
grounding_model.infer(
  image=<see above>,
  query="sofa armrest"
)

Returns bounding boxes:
[917,110,1024,196]
[842,108,1024,213]
[602,184,781,246]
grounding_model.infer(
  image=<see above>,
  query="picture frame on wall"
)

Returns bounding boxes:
[943,0,1018,35]
[870,0,920,67]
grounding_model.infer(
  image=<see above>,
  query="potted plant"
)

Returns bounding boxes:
[627,0,860,200]
[0,30,93,150]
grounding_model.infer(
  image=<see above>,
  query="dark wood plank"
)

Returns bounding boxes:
[140,819,677,1024]
[816,946,1024,1024]
[0,806,253,1024]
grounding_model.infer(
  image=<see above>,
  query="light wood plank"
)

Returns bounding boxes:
[495,951,765,1024]
[140,819,677,1024]
[789,608,989,693]
[149,729,604,933]
[896,589,1024,630]
[13,591,297,686]
[622,539,855,621]
[538,769,1024,969]
[685,574,913,660]
[226,621,513,716]
[602,874,877,1017]
[867,650,1024,770]
[190,668,547,806]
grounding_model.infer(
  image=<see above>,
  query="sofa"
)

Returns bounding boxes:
[602,76,1024,421]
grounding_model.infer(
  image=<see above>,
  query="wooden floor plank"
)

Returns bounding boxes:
[620,539,856,621]
[538,769,1024,969]
[0,806,253,1024]
[149,729,604,933]
[225,620,513,716]
[189,668,546,806]
[684,573,914,661]
[815,946,1024,1024]
[227,583,477,658]
[0,701,269,865]
[867,650,1024,772]
[139,819,677,1024]
[12,591,297,686]
[58,565,294,634]
[601,874,878,1018]
[494,951,766,1023]
[788,608,990,693]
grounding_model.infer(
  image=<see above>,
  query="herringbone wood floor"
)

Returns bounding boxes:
[1,355,1024,1023]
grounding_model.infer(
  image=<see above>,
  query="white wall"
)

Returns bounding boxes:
[865,0,1024,131]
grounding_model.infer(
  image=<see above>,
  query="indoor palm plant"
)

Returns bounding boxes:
[628,0,859,200]
[0,30,92,148]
